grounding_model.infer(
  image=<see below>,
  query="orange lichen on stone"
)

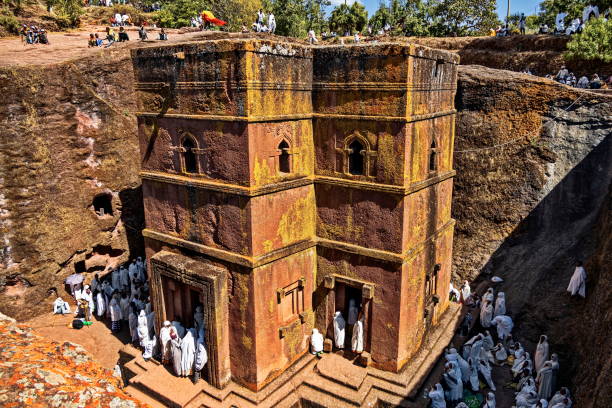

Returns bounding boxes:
[0,313,147,408]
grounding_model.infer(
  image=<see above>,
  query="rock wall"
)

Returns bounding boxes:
[453,65,612,407]
[0,49,144,319]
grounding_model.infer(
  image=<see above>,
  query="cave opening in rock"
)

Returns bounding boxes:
[93,193,113,217]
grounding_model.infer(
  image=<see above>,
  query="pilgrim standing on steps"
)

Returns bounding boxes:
[193,329,208,383]
[351,311,364,353]
[333,311,346,348]
[479,359,496,390]
[427,383,446,408]
[109,297,122,331]
[548,353,560,392]
[536,361,554,400]
[480,300,494,328]
[171,332,182,376]
[159,320,176,364]
[534,335,549,373]
[181,329,196,377]
[494,292,506,316]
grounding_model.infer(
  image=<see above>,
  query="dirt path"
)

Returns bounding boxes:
[26,311,133,369]
[0,26,205,67]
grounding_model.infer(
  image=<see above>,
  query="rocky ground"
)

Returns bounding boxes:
[0,311,145,407]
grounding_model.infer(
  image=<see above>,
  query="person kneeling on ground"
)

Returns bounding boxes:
[105,27,117,48]
[53,297,71,314]
[88,33,97,47]
[118,26,129,42]
[159,28,168,40]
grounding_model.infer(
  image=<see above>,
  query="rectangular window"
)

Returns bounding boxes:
[280,281,304,323]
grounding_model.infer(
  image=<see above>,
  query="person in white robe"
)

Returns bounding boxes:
[549,387,571,407]
[111,268,121,291]
[467,357,479,391]
[550,400,569,408]
[492,342,508,363]
[516,390,538,408]
[480,300,493,328]
[351,314,364,354]
[462,343,471,361]
[119,293,130,322]
[171,335,182,376]
[310,328,324,355]
[90,274,100,294]
[513,342,525,359]
[534,335,549,373]
[449,282,460,302]
[347,299,359,325]
[483,331,494,351]
[443,362,462,404]
[455,354,470,384]
[566,261,586,297]
[136,256,146,282]
[143,335,156,360]
[194,305,204,331]
[460,280,471,303]
[137,310,149,347]
[494,292,506,316]
[548,353,560,394]
[537,399,549,408]
[172,319,186,339]
[536,361,553,400]
[484,392,496,408]
[109,297,122,331]
[95,292,105,319]
[128,260,139,284]
[193,332,207,383]
[469,334,484,363]
[482,287,494,305]
[427,383,446,408]
[146,310,155,338]
[491,314,513,340]
[53,297,70,314]
[333,311,345,349]
[120,267,129,292]
[513,351,532,377]
[478,359,496,390]
[128,306,139,343]
[181,329,196,377]
[516,370,533,392]
[159,321,176,364]
[79,285,95,320]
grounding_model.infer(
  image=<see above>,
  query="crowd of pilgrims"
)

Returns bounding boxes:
[55,257,209,383]
[425,272,584,408]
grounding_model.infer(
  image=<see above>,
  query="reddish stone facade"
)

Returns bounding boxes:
[131,39,458,391]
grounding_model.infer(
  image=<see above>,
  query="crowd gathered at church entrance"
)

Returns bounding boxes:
[424,261,587,408]
[54,252,588,396]
[56,257,209,384]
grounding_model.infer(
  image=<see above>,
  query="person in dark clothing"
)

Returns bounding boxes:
[118,26,130,41]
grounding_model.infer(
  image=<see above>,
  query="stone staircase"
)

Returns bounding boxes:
[121,303,461,408]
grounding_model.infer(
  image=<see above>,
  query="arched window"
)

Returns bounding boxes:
[429,139,437,173]
[348,139,364,175]
[278,140,290,173]
[182,138,198,174]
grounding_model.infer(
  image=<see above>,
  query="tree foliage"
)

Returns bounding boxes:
[305,0,330,32]
[329,1,368,35]
[428,0,498,36]
[269,0,307,37]
[565,17,612,62]
[154,0,261,30]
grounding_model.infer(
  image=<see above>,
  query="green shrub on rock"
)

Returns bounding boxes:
[566,17,612,63]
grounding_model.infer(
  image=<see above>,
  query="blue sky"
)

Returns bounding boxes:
[328,0,542,19]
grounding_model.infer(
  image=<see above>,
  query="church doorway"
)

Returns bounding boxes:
[333,281,369,352]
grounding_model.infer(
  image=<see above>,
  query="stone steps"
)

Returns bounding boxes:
[124,384,169,408]
[122,304,462,407]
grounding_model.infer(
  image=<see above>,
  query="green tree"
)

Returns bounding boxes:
[369,1,392,33]
[329,1,368,35]
[53,0,83,27]
[155,0,207,28]
[270,0,307,37]
[214,0,262,32]
[429,0,498,36]
[566,17,612,62]
[400,0,432,36]
[305,0,330,33]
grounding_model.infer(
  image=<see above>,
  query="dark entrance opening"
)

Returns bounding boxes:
[348,140,364,175]
[278,140,290,173]
[335,283,363,350]
[93,193,113,217]
[182,138,198,174]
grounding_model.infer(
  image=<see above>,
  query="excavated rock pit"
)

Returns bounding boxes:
[0,36,610,406]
